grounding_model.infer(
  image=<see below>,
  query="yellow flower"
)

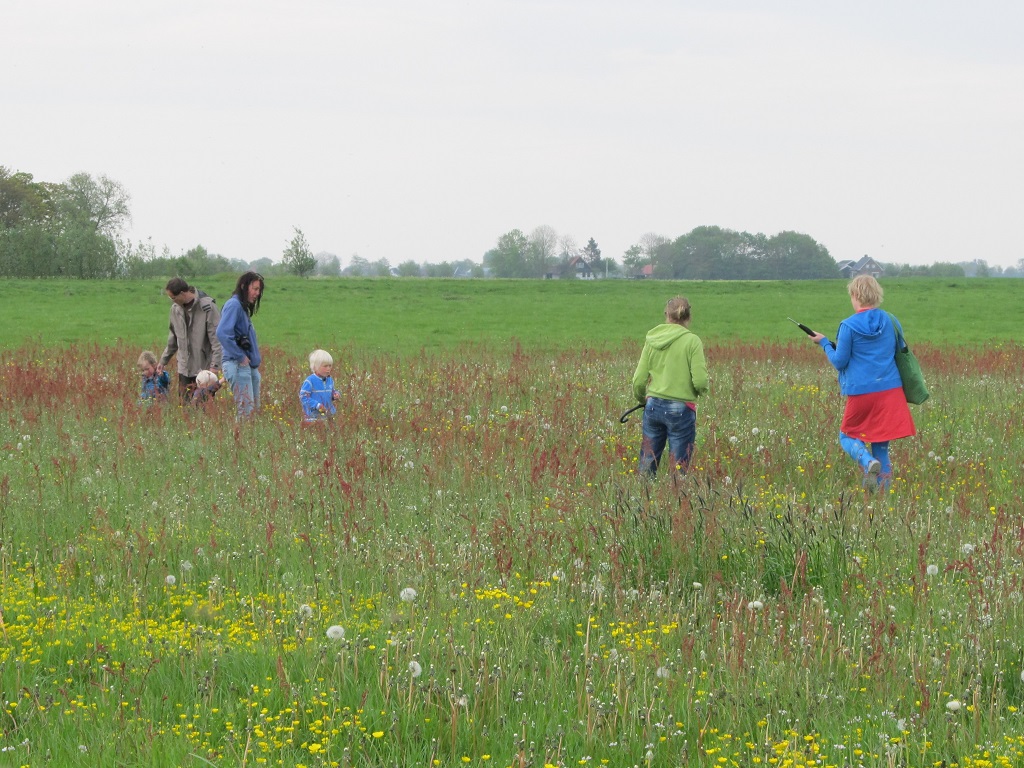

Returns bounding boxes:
[372,731,384,738]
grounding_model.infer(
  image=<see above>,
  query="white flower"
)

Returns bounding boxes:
[299,604,313,619]
[946,699,962,712]
[751,427,760,436]
[728,436,738,444]
[326,625,345,641]
[692,582,703,590]
[747,600,764,611]
[926,564,939,576]
[293,469,304,479]
[500,405,508,413]
[400,587,418,603]
[165,575,176,586]
[180,560,193,573]
[655,666,670,679]
[403,461,415,470]
[408,660,423,677]
[961,543,975,555]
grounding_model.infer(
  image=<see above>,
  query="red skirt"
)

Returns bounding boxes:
[841,386,916,442]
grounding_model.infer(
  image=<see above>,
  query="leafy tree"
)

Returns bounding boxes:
[424,262,456,278]
[249,257,278,275]
[582,238,602,272]
[315,251,341,277]
[528,225,559,277]
[397,260,422,277]
[0,167,53,228]
[485,229,530,277]
[58,172,131,239]
[282,226,316,277]
[370,258,392,277]
[343,255,370,277]
[622,244,645,275]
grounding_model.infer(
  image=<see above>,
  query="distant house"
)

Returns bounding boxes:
[836,255,884,278]
[567,255,594,279]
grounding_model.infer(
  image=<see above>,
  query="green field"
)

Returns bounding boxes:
[1,276,1021,354]
[0,277,1022,767]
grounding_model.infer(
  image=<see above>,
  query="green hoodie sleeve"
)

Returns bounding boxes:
[689,339,709,396]
[632,344,653,403]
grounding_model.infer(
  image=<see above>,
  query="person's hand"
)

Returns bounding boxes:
[156,363,164,375]
[332,391,340,401]
[810,332,826,344]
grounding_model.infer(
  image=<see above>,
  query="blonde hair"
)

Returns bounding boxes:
[848,275,883,307]
[664,296,691,325]
[138,350,158,366]
[309,349,333,373]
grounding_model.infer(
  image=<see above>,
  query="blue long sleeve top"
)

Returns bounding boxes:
[216,295,261,368]
[817,308,902,396]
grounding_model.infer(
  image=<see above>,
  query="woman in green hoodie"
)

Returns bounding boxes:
[632,296,710,476]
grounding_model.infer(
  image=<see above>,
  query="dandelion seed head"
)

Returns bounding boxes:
[961,543,975,555]
[293,469,304,479]
[299,604,313,619]
[400,587,418,602]
[927,564,939,576]
[165,574,176,586]
[180,560,192,572]
[656,666,670,679]
[747,600,764,611]
[326,625,345,641]
[946,699,962,712]
[408,660,423,677]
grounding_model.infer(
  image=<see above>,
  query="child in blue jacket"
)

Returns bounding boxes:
[138,350,170,403]
[300,349,340,423]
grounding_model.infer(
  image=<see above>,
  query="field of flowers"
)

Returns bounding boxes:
[1,334,1023,767]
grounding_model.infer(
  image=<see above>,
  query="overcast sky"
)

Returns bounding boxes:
[6,0,1023,269]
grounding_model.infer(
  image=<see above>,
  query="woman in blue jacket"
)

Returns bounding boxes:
[810,275,915,491]
[216,272,264,420]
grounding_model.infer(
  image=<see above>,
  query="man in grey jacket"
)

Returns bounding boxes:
[157,278,223,402]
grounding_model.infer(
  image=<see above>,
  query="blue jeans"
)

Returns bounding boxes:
[839,432,892,489]
[638,397,696,476]
[222,360,261,419]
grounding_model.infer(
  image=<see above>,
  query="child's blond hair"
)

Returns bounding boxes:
[309,349,333,373]
[138,350,158,367]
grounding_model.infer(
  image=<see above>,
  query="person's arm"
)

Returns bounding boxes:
[299,377,317,417]
[206,302,223,370]
[216,300,247,364]
[818,322,852,371]
[632,345,652,404]
[159,315,178,374]
[689,341,709,397]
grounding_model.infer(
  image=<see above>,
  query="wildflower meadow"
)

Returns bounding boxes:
[0,279,1023,767]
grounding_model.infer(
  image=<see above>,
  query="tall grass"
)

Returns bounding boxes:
[0,333,1022,766]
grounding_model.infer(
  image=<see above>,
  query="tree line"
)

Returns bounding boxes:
[4,166,1020,280]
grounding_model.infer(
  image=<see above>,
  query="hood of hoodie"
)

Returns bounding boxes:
[645,323,690,350]
[842,308,890,341]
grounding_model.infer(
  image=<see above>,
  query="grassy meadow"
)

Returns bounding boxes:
[0,277,1022,767]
